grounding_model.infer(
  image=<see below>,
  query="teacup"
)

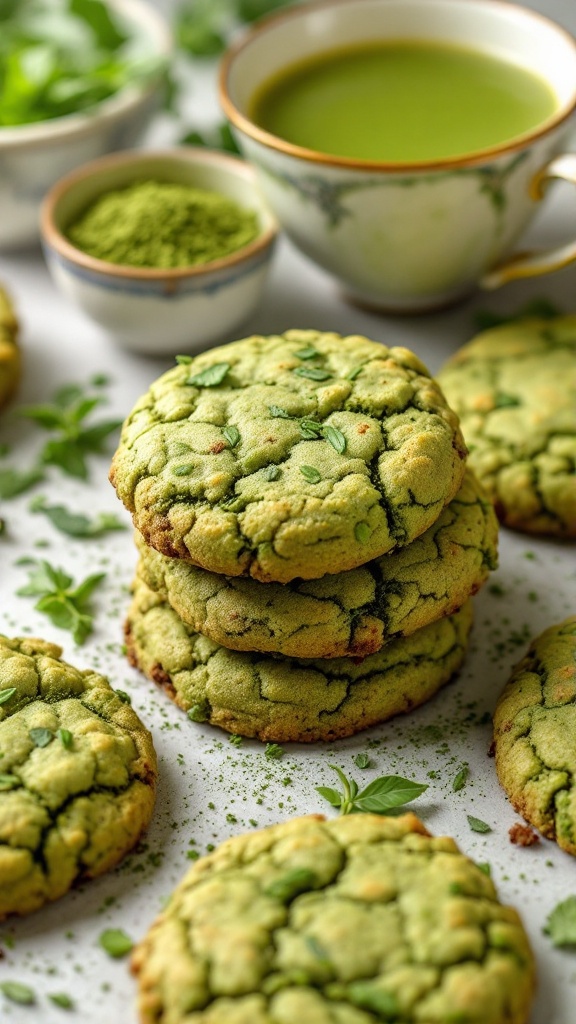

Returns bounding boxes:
[220,0,576,312]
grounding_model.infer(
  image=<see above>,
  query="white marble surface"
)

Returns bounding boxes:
[0,2,576,1021]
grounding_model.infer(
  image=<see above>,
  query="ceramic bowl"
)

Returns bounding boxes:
[40,148,279,355]
[0,0,171,249]
[220,0,576,311]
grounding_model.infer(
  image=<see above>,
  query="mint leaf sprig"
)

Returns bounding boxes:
[17,559,106,644]
[19,383,121,480]
[29,496,126,538]
[317,765,428,817]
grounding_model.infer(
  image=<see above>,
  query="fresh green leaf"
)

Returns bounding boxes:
[114,689,131,704]
[294,346,319,360]
[57,728,73,749]
[467,814,492,833]
[188,362,230,387]
[30,497,125,537]
[315,786,342,808]
[353,775,428,814]
[0,981,36,1005]
[544,896,576,947]
[354,753,370,769]
[17,559,105,644]
[269,404,291,418]
[317,766,427,817]
[98,928,133,958]
[263,465,280,481]
[293,366,332,381]
[70,0,128,50]
[223,425,240,447]
[264,742,284,760]
[346,365,364,381]
[0,687,16,705]
[29,727,54,748]
[452,764,469,792]
[0,465,44,499]
[48,992,74,1010]
[299,418,323,439]
[299,465,321,484]
[323,424,346,454]
[173,464,195,476]
[175,354,192,364]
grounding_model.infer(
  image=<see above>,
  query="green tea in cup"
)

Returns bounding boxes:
[221,0,576,309]
[250,40,559,162]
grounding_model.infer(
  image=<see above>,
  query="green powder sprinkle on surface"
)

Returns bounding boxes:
[66,180,260,268]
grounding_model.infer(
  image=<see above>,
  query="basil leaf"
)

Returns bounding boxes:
[0,687,16,705]
[294,346,319,359]
[299,418,323,439]
[346,365,364,381]
[452,764,469,792]
[323,425,346,454]
[30,498,125,537]
[315,786,342,807]
[354,753,370,769]
[49,992,74,1009]
[299,465,321,483]
[223,425,240,447]
[57,728,73,749]
[0,466,44,499]
[0,981,36,1005]
[263,465,280,481]
[29,727,54,748]
[188,362,230,387]
[293,366,332,381]
[354,775,428,813]
[269,404,291,418]
[467,814,492,833]
[544,896,576,947]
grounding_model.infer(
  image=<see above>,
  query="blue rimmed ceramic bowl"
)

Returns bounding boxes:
[40,148,279,355]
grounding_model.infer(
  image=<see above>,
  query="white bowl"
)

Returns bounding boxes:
[40,148,279,355]
[0,0,171,249]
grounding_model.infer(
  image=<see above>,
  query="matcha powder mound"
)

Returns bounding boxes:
[66,180,260,268]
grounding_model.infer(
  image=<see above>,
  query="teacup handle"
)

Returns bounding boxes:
[481,153,576,289]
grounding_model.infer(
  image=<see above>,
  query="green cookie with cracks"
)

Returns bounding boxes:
[437,316,576,537]
[131,813,535,1024]
[494,616,576,856]
[0,635,157,919]
[125,577,473,743]
[110,330,467,583]
[135,468,497,659]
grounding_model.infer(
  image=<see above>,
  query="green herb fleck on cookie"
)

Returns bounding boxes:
[188,362,230,387]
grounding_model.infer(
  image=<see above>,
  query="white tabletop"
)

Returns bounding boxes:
[1,3,576,1021]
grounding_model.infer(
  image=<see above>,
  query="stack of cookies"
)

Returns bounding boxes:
[110,330,498,742]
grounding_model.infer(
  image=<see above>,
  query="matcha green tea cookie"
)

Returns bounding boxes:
[131,813,535,1024]
[135,468,497,659]
[110,330,467,582]
[494,616,576,856]
[125,577,473,742]
[0,286,20,411]
[437,316,576,536]
[0,635,157,918]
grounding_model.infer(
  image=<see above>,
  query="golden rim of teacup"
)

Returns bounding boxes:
[219,0,576,174]
[41,148,279,281]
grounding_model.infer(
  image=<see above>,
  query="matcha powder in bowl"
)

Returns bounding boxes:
[65,179,260,268]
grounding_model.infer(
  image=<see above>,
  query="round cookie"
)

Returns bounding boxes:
[135,468,497,659]
[110,330,467,583]
[131,812,535,1024]
[125,576,473,742]
[493,616,576,856]
[0,286,20,411]
[0,634,157,919]
[437,316,576,537]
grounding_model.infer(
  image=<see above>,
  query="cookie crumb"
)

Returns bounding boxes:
[509,822,540,847]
